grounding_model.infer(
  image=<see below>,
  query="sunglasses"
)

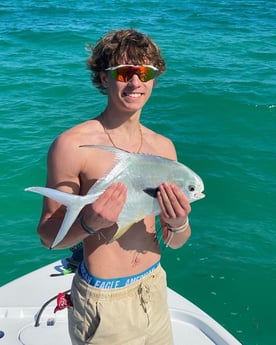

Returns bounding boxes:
[105,64,158,82]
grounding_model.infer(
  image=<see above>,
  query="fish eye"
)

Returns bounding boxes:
[188,185,195,192]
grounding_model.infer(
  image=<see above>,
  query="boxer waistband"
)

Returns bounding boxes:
[78,260,160,289]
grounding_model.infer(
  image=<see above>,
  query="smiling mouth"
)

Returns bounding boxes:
[123,92,143,98]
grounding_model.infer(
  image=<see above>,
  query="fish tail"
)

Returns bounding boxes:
[25,186,81,207]
[50,206,82,248]
[25,186,93,248]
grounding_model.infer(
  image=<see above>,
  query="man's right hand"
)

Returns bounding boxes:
[82,182,127,231]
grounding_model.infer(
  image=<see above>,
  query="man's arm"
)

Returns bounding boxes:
[37,132,91,248]
[37,132,127,249]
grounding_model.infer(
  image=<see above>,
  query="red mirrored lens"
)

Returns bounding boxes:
[110,66,156,82]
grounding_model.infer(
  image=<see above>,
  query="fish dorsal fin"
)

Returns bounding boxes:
[80,145,131,191]
[80,144,130,162]
[80,144,132,156]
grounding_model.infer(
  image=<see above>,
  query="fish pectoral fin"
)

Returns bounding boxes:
[143,187,159,198]
[109,222,137,243]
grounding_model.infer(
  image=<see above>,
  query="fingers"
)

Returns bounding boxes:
[101,183,127,219]
[158,182,191,221]
[92,182,127,223]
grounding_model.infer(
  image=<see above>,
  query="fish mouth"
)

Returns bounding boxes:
[194,192,205,200]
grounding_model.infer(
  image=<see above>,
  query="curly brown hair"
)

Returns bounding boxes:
[86,29,166,94]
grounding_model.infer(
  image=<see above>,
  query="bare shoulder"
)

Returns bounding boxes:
[48,118,106,165]
[46,119,105,189]
[50,119,101,151]
[142,126,177,160]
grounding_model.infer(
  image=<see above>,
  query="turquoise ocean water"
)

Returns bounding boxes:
[1,1,275,344]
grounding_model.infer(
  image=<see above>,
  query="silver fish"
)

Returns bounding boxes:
[25,145,205,248]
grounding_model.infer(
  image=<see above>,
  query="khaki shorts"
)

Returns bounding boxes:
[68,265,173,345]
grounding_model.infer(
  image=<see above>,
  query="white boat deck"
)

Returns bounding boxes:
[0,260,241,345]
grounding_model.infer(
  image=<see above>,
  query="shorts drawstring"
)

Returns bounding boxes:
[138,282,151,325]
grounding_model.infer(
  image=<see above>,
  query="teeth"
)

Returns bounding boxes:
[126,93,141,98]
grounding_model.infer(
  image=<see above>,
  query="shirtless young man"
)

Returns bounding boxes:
[37,29,192,345]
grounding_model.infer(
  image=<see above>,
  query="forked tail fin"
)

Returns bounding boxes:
[25,187,82,206]
[25,187,95,248]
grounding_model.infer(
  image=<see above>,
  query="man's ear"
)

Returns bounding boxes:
[100,71,109,88]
